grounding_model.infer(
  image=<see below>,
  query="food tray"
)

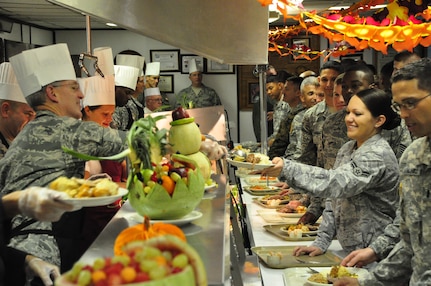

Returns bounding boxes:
[251,246,342,269]
[256,209,301,224]
[263,224,319,241]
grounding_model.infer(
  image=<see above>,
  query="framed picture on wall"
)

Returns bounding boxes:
[206,60,235,74]
[158,74,174,93]
[181,54,205,74]
[150,49,180,72]
[291,37,311,61]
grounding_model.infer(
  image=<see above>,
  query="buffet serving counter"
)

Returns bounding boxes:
[236,175,348,286]
[78,174,231,286]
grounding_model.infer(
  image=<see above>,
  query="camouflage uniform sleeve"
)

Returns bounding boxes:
[368,208,401,260]
[285,112,305,160]
[311,198,337,252]
[280,144,392,198]
[296,109,317,166]
[268,118,290,159]
[305,196,325,218]
[111,106,130,130]
[358,240,412,286]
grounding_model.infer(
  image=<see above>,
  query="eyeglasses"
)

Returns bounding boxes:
[391,94,431,113]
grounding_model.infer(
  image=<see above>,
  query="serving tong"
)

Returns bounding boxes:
[78,53,104,78]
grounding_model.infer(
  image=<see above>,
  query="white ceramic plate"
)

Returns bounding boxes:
[226,158,274,170]
[150,210,203,226]
[59,188,128,208]
[283,267,368,286]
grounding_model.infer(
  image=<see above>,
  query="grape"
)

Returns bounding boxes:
[172,253,189,268]
[140,260,159,272]
[77,270,92,286]
[162,250,173,261]
[141,246,162,259]
[92,258,106,270]
[66,262,84,280]
[111,255,130,266]
[149,266,168,280]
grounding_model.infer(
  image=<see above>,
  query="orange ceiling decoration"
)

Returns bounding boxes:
[264,0,431,59]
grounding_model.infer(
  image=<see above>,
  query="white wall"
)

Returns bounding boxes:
[0,23,53,44]
[55,29,241,143]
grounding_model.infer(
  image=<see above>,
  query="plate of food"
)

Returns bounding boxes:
[279,223,319,237]
[253,192,291,208]
[276,203,307,218]
[49,176,128,208]
[306,266,368,285]
[283,266,367,286]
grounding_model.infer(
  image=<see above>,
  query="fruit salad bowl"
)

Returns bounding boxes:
[55,235,206,286]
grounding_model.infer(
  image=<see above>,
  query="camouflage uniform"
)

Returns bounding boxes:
[0,110,127,267]
[284,108,307,160]
[269,100,291,141]
[0,132,9,160]
[321,110,348,170]
[359,137,431,286]
[295,101,332,217]
[380,119,412,160]
[111,97,145,131]
[297,101,331,167]
[267,103,305,159]
[176,84,221,108]
[280,134,399,253]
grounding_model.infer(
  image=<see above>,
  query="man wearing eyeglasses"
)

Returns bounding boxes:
[335,58,431,286]
[144,87,163,114]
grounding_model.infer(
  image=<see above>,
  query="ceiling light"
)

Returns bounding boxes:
[106,22,117,27]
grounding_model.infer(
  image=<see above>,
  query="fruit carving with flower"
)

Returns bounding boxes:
[61,113,206,220]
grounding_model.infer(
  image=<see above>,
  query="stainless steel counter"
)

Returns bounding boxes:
[78,174,231,286]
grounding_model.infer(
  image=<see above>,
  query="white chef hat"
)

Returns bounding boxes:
[116,54,145,76]
[114,65,139,90]
[9,43,76,97]
[188,58,200,74]
[145,62,160,76]
[93,47,115,76]
[144,87,161,97]
[0,62,27,104]
[79,74,115,108]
